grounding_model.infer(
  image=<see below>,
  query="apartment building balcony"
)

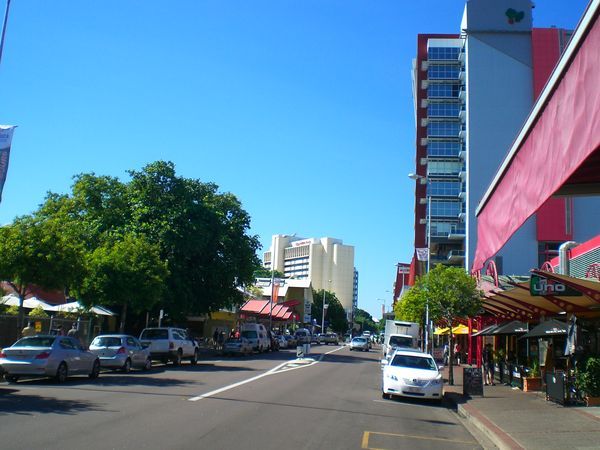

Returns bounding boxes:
[448,226,466,240]
[447,250,465,262]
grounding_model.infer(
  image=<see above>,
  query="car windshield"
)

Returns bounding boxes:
[241,330,257,339]
[91,337,122,347]
[353,338,366,343]
[284,335,293,340]
[389,336,413,347]
[14,336,55,347]
[140,329,168,339]
[391,354,437,371]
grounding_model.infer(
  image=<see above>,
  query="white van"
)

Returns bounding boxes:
[294,328,312,345]
[241,323,271,352]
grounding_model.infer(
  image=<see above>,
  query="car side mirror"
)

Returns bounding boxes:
[142,343,150,349]
[380,359,389,366]
[438,364,445,371]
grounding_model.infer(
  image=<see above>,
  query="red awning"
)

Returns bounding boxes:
[240,300,270,314]
[473,3,600,272]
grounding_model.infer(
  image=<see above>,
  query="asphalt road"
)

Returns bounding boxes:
[0,344,482,450]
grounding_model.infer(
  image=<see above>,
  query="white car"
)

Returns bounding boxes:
[381,349,443,401]
[349,337,369,352]
[139,327,199,366]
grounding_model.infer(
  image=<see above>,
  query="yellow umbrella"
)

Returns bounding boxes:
[434,327,450,335]
[452,324,477,335]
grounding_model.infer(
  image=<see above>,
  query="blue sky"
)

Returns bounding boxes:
[0,1,590,319]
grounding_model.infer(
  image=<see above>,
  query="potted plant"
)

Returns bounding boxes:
[576,357,600,406]
[523,358,542,392]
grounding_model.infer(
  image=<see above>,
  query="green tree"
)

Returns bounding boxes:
[312,289,348,333]
[253,268,285,279]
[76,233,168,332]
[354,308,379,334]
[395,265,482,385]
[0,216,85,329]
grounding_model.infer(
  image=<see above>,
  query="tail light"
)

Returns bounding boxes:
[116,347,126,355]
[0,351,6,358]
[169,341,174,349]
[35,352,51,359]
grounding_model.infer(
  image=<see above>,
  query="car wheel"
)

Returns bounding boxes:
[5,375,18,383]
[172,350,182,366]
[55,362,68,383]
[89,359,100,379]
[143,358,152,371]
[122,358,132,373]
[190,349,199,365]
[382,391,391,400]
[161,358,169,365]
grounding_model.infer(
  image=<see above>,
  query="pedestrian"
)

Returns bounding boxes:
[443,343,449,365]
[56,324,65,336]
[67,323,79,339]
[213,329,219,349]
[483,343,495,385]
[21,321,36,337]
[454,342,462,365]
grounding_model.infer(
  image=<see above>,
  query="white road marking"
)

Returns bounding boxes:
[188,346,345,401]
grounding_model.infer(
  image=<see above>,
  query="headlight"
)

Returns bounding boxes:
[430,376,443,385]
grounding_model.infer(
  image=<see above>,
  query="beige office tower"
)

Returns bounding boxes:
[263,235,357,316]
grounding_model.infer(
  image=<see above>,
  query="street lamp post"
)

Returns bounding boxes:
[408,172,431,354]
[321,280,331,332]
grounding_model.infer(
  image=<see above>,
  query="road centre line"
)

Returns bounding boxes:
[188,346,345,401]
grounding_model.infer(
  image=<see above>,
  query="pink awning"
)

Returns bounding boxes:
[473,5,600,272]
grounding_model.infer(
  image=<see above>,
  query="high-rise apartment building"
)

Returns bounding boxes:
[263,234,357,315]
[409,0,599,279]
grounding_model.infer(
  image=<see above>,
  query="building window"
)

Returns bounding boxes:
[427,47,460,61]
[427,83,460,98]
[427,121,461,137]
[427,102,460,118]
[427,141,461,157]
[427,160,463,176]
[430,200,462,218]
[428,180,461,197]
[538,242,561,268]
[427,64,460,79]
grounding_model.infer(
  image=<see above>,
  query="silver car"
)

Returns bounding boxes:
[89,334,152,372]
[349,337,369,352]
[0,335,100,383]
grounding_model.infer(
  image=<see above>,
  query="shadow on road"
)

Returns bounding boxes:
[0,388,104,416]
[203,394,461,425]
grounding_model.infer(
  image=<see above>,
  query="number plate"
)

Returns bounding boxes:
[406,386,421,393]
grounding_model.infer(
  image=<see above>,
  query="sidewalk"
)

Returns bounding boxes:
[443,364,600,450]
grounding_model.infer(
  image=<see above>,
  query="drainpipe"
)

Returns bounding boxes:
[558,241,577,275]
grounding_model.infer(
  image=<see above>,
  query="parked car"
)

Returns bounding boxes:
[89,334,152,372]
[0,335,100,383]
[319,333,339,345]
[311,333,321,344]
[294,328,312,345]
[349,337,369,352]
[277,335,288,349]
[381,349,443,401]
[283,335,297,348]
[240,323,270,352]
[222,337,253,356]
[139,327,199,366]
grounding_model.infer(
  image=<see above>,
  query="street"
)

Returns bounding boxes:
[0,344,481,450]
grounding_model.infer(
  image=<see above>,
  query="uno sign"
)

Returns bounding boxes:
[530,274,581,297]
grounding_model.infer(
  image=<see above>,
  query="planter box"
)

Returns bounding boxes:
[585,396,600,407]
[523,377,542,392]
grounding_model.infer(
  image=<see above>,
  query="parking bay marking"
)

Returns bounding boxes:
[361,431,477,449]
[188,346,344,401]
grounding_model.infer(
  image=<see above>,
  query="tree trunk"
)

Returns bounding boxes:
[17,294,25,332]
[448,332,454,386]
[120,303,127,333]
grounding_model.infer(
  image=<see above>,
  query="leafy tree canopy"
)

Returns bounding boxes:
[253,268,285,279]
[312,289,348,334]
[354,308,380,333]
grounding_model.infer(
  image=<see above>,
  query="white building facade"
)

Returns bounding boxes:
[263,234,357,315]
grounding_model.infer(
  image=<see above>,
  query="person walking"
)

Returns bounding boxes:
[21,321,36,337]
[67,323,79,339]
[483,343,495,385]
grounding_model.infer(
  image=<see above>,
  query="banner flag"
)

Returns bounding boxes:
[416,248,429,261]
[0,125,16,202]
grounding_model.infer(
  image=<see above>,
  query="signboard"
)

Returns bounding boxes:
[463,367,484,396]
[530,274,581,296]
[34,321,42,333]
[303,299,312,323]
[291,239,315,247]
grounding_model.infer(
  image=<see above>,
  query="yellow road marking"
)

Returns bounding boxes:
[361,430,476,449]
